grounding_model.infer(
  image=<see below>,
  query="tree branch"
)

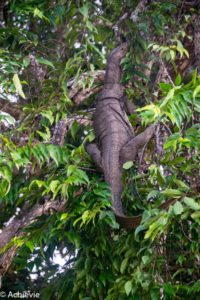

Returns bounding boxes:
[51,114,92,145]
[112,0,149,42]
[194,15,200,73]
[51,70,106,145]
[68,70,105,104]
[130,0,149,22]
[0,200,66,282]
[0,98,22,119]
[112,13,128,43]
[0,70,105,124]
[0,70,105,279]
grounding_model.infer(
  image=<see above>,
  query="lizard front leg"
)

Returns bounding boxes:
[123,95,136,116]
[85,142,103,172]
[119,124,155,164]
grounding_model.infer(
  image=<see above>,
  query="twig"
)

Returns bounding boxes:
[194,15,200,74]
[112,0,149,42]
[155,122,163,158]
[178,0,186,21]
[130,0,149,22]
[112,13,128,42]
[51,116,92,145]
[139,140,149,169]
[162,123,172,135]
[160,59,175,86]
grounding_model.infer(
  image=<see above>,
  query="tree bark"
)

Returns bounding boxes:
[0,200,66,285]
[0,98,22,120]
[194,15,200,73]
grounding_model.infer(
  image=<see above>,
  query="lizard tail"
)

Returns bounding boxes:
[112,192,143,229]
[114,198,176,230]
[112,193,125,217]
[115,214,142,229]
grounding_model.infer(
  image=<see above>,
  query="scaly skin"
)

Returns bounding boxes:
[94,43,133,216]
[87,44,172,229]
[94,97,133,215]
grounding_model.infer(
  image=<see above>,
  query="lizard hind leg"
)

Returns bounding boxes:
[86,143,125,217]
[85,142,103,171]
[119,124,155,164]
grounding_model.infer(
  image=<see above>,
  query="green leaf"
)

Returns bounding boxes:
[33,8,49,22]
[41,110,54,125]
[161,189,182,197]
[65,231,80,248]
[47,145,60,166]
[150,289,160,300]
[29,180,45,190]
[13,74,26,99]
[0,113,16,125]
[169,49,176,60]
[86,20,97,33]
[99,211,119,229]
[81,210,90,224]
[191,211,200,219]
[144,215,168,240]
[49,180,60,199]
[23,57,30,67]
[124,280,132,296]
[120,257,128,274]
[35,144,49,161]
[164,133,180,150]
[36,130,49,141]
[87,41,105,60]
[175,73,182,85]
[173,201,184,215]
[159,82,172,92]
[2,166,12,182]
[34,8,44,19]
[67,165,77,176]
[0,166,12,194]
[142,255,150,265]
[135,224,148,240]
[174,179,190,190]
[192,68,197,85]
[79,4,89,18]
[73,168,89,185]
[123,161,133,170]
[183,197,200,210]
[193,85,200,99]
[71,121,79,140]
[60,213,68,221]
[25,241,34,252]
[160,88,175,108]
[87,131,95,142]
[0,179,10,197]
[32,146,43,162]
[163,283,175,296]
[36,57,54,68]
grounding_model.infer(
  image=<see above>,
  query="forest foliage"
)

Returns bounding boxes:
[0,1,200,299]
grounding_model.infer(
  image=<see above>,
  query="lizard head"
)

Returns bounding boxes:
[108,43,128,63]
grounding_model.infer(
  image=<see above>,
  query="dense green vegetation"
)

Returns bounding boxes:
[0,1,199,299]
